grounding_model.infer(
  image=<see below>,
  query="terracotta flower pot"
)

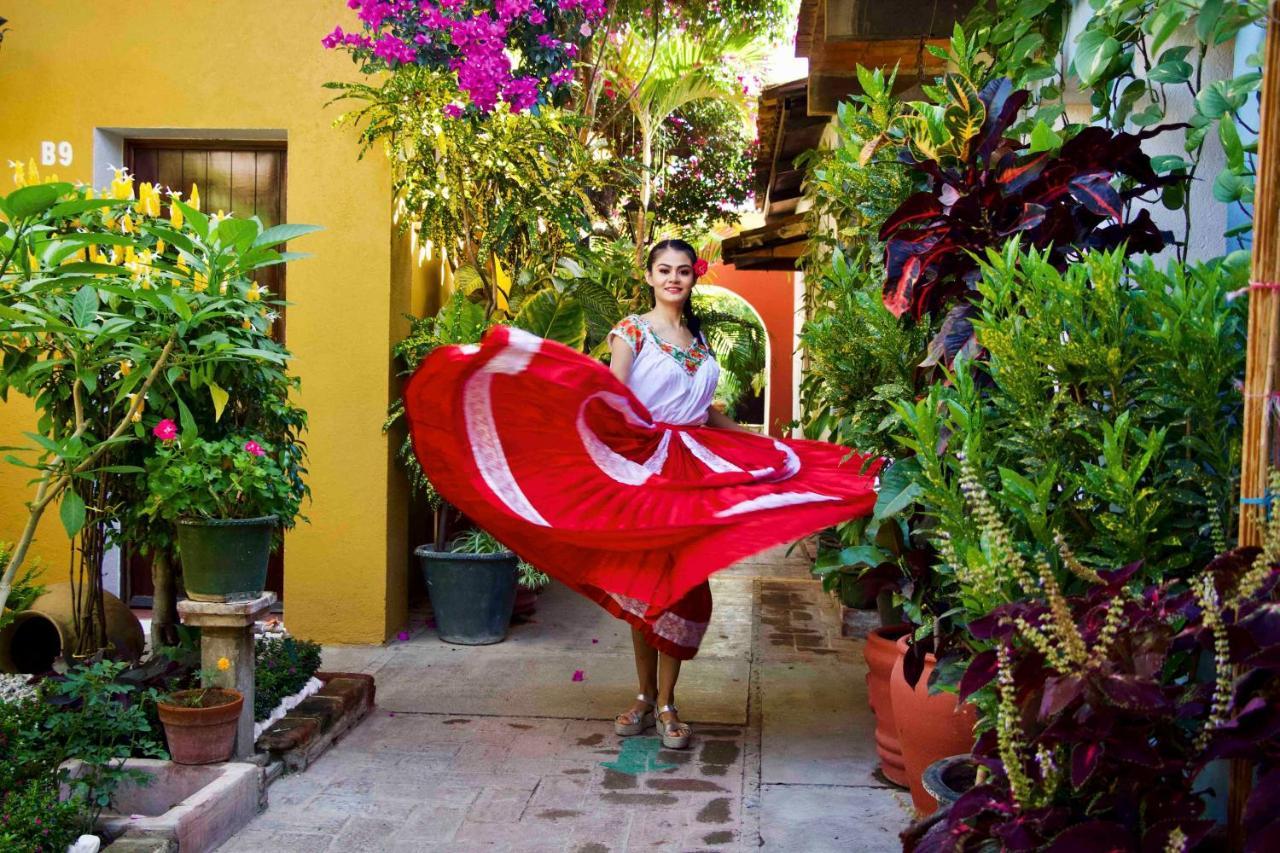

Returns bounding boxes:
[157,688,243,765]
[862,624,911,787]
[889,636,978,815]
[512,585,539,620]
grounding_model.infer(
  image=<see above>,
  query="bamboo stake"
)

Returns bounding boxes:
[1232,4,1280,847]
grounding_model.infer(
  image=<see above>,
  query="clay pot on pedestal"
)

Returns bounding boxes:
[176,516,276,602]
[889,636,979,815]
[157,688,244,765]
[862,624,911,787]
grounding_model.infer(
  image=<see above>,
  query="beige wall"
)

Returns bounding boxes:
[0,1,425,643]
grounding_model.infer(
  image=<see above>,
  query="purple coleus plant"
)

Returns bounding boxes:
[905,552,1280,853]
[324,0,607,114]
[881,78,1185,366]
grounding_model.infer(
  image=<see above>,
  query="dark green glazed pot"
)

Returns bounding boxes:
[176,516,277,602]
[414,545,517,645]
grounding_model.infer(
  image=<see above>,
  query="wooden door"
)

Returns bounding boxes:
[122,140,288,607]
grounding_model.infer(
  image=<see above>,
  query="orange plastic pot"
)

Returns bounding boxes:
[889,636,978,814]
[157,689,243,765]
[862,624,911,786]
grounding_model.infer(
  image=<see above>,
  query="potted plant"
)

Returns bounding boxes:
[155,656,243,765]
[513,559,551,621]
[415,529,519,645]
[143,429,306,602]
[905,541,1280,851]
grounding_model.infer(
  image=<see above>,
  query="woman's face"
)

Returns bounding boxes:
[645,248,696,309]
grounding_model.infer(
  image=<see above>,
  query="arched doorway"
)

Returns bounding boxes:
[700,264,798,437]
[695,285,770,429]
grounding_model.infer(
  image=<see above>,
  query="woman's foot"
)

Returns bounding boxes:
[656,704,692,749]
[614,694,655,736]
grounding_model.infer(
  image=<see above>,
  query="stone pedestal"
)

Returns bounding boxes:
[176,593,275,759]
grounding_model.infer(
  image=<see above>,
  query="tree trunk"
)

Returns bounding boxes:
[151,550,180,649]
[635,126,653,266]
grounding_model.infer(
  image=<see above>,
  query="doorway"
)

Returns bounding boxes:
[120,139,288,607]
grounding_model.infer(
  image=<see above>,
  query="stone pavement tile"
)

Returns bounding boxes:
[451,816,571,849]
[452,740,526,773]
[526,776,590,812]
[261,774,325,808]
[247,801,350,834]
[625,808,698,851]
[307,792,419,821]
[327,817,407,852]
[761,658,881,788]
[378,773,486,807]
[466,784,538,822]
[562,809,635,852]
[319,643,396,675]
[396,803,468,841]
[214,827,334,853]
[760,783,908,852]
[292,747,388,782]
[374,654,749,724]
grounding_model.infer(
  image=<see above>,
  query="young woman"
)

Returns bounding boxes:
[402,239,880,749]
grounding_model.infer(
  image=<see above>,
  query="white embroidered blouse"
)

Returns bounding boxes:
[608,314,720,426]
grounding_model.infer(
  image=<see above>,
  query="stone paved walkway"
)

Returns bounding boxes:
[216,545,909,852]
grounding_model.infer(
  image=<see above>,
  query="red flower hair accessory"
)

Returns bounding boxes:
[693,258,709,277]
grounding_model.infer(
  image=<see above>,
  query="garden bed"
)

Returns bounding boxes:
[60,759,258,853]
[255,671,376,773]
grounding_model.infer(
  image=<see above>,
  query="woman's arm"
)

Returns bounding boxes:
[705,406,753,433]
[608,335,634,384]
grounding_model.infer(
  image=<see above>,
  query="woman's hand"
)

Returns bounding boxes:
[706,407,753,433]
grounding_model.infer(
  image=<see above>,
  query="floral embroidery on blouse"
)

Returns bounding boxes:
[635,315,712,376]
[609,315,645,355]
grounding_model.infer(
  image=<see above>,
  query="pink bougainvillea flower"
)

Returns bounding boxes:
[693,258,709,277]
[397,630,411,641]
[153,419,178,441]
[243,440,266,457]
[571,669,585,682]
[443,103,464,118]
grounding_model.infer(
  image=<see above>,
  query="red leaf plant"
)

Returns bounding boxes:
[904,547,1280,853]
[881,78,1186,366]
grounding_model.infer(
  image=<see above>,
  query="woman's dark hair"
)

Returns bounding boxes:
[646,239,703,343]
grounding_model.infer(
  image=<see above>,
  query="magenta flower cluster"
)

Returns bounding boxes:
[324,0,608,115]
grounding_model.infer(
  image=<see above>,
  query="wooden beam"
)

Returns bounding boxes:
[808,37,949,76]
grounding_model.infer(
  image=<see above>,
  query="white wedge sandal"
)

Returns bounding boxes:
[614,694,656,736]
[656,704,692,750]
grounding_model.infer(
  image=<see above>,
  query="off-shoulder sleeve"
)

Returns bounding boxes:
[608,315,644,355]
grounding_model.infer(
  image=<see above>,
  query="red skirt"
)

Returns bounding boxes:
[403,326,881,658]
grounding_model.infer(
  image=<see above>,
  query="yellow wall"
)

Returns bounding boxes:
[0,1,426,642]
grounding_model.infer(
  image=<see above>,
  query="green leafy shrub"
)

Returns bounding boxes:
[0,541,46,633]
[892,244,1246,655]
[254,636,322,723]
[40,659,168,829]
[795,66,924,455]
[0,696,58,794]
[143,434,307,531]
[0,777,82,853]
